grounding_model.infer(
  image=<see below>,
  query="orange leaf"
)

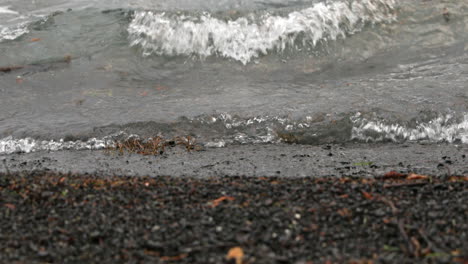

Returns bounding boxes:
[144,250,160,257]
[30,38,41,42]
[226,247,244,264]
[339,194,349,199]
[339,178,352,183]
[452,257,468,264]
[361,191,374,200]
[210,196,235,208]
[361,178,375,185]
[110,180,125,187]
[154,85,169,91]
[4,203,15,210]
[383,171,406,179]
[382,218,392,224]
[449,176,468,182]
[406,173,429,180]
[337,208,351,217]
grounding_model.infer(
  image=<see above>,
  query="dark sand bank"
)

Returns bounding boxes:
[0,171,467,263]
[1,143,467,263]
[1,143,467,177]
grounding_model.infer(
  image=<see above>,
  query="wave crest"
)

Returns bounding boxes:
[3,112,468,155]
[0,22,29,42]
[352,113,468,144]
[128,0,397,64]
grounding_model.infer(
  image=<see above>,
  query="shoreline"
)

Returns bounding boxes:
[1,142,466,177]
[1,143,467,263]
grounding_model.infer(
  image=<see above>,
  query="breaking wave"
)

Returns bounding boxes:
[2,112,468,155]
[0,6,19,15]
[351,113,468,144]
[128,0,397,64]
[0,136,110,155]
[0,6,29,42]
[0,23,29,42]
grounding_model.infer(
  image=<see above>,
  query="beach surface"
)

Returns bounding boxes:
[1,0,468,262]
[2,143,467,178]
[1,166,467,263]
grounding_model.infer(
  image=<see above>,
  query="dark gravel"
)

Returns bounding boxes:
[0,171,467,264]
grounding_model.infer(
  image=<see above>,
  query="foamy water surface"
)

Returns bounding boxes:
[1,0,467,154]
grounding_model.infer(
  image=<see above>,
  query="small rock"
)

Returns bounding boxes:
[41,191,54,198]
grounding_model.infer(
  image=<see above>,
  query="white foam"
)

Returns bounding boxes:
[352,114,468,143]
[128,0,397,64]
[0,23,29,42]
[3,112,466,155]
[0,6,29,42]
[0,6,18,15]
[0,136,110,155]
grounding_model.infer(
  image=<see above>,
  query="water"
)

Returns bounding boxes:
[1,0,467,155]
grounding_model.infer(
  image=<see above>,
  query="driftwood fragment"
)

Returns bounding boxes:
[0,55,72,75]
[0,66,24,73]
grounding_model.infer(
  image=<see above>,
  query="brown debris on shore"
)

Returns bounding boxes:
[0,66,24,73]
[106,136,203,156]
[0,55,72,75]
[0,171,466,263]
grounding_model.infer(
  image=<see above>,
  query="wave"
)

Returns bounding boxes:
[351,113,468,144]
[128,0,397,64]
[0,6,19,15]
[0,136,110,155]
[0,23,29,42]
[0,6,29,42]
[2,112,467,155]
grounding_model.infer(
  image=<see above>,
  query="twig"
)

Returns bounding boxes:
[0,66,24,73]
[398,219,414,256]
[378,196,399,215]
[411,236,421,257]
[378,195,417,256]
[418,228,445,253]
[384,182,428,189]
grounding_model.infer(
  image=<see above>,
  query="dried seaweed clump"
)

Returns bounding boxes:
[106,136,202,155]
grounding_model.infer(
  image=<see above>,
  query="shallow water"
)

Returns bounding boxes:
[1,0,467,154]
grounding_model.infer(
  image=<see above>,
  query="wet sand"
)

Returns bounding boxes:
[1,143,467,177]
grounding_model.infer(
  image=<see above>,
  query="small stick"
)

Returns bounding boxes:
[384,182,428,189]
[411,236,421,257]
[398,219,414,256]
[0,66,24,73]
[418,228,445,253]
[379,196,399,215]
